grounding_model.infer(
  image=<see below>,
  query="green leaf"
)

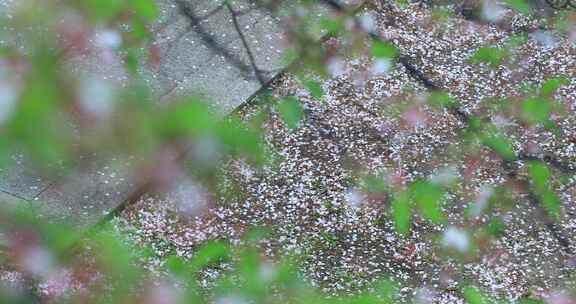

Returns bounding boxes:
[463,286,487,304]
[160,99,215,136]
[277,96,304,130]
[165,255,187,276]
[217,117,263,161]
[82,0,124,21]
[505,0,530,14]
[470,46,505,67]
[487,218,505,236]
[128,0,158,21]
[91,228,142,285]
[371,38,397,59]
[320,17,343,35]
[391,191,411,235]
[8,49,69,166]
[553,11,571,33]
[190,241,230,270]
[410,180,444,223]
[280,48,298,65]
[540,189,560,217]
[506,34,528,49]
[428,92,456,110]
[238,248,264,296]
[130,19,149,40]
[481,133,515,161]
[522,97,550,125]
[362,175,387,193]
[527,162,560,217]
[302,79,324,101]
[541,77,567,96]
[527,161,550,191]
[372,279,398,302]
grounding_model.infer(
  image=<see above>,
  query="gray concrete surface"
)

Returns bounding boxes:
[0,0,346,229]
[148,0,286,113]
[33,159,136,227]
[0,153,51,201]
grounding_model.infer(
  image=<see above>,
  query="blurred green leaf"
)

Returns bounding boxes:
[320,17,343,36]
[467,116,483,132]
[470,46,505,67]
[540,77,567,96]
[540,189,560,217]
[391,191,411,235]
[244,227,272,244]
[553,11,571,33]
[372,278,397,302]
[410,180,444,223]
[506,34,528,49]
[528,162,560,217]
[463,286,488,304]
[280,47,298,65]
[127,0,158,21]
[428,91,456,110]
[130,19,149,40]
[481,133,515,161]
[505,0,530,14]
[487,218,505,237]
[522,97,550,125]
[371,38,397,59]
[277,96,304,130]
[124,47,144,74]
[527,161,550,191]
[82,0,124,21]
[91,227,143,294]
[165,255,187,276]
[190,241,230,270]
[217,117,263,162]
[362,175,387,193]
[160,99,215,136]
[302,79,324,101]
[238,248,265,297]
[520,298,545,304]
[7,50,69,166]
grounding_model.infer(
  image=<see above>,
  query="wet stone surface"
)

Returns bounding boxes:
[117,2,576,302]
[0,0,301,226]
[0,153,51,201]
[148,0,287,113]
[33,159,137,228]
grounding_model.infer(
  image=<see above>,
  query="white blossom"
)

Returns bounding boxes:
[370,58,392,76]
[442,227,469,253]
[78,76,116,117]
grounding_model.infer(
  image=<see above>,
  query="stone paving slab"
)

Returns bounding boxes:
[0,153,51,201]
[33,159,137,227]
[149,0,286,113]
[0,0,351,230]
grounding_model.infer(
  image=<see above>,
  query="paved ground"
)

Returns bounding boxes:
[1,0,576,302]
[0,0,296,228]
[117,2,576,302]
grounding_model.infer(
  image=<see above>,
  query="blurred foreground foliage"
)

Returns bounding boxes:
[0,0,575,303]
